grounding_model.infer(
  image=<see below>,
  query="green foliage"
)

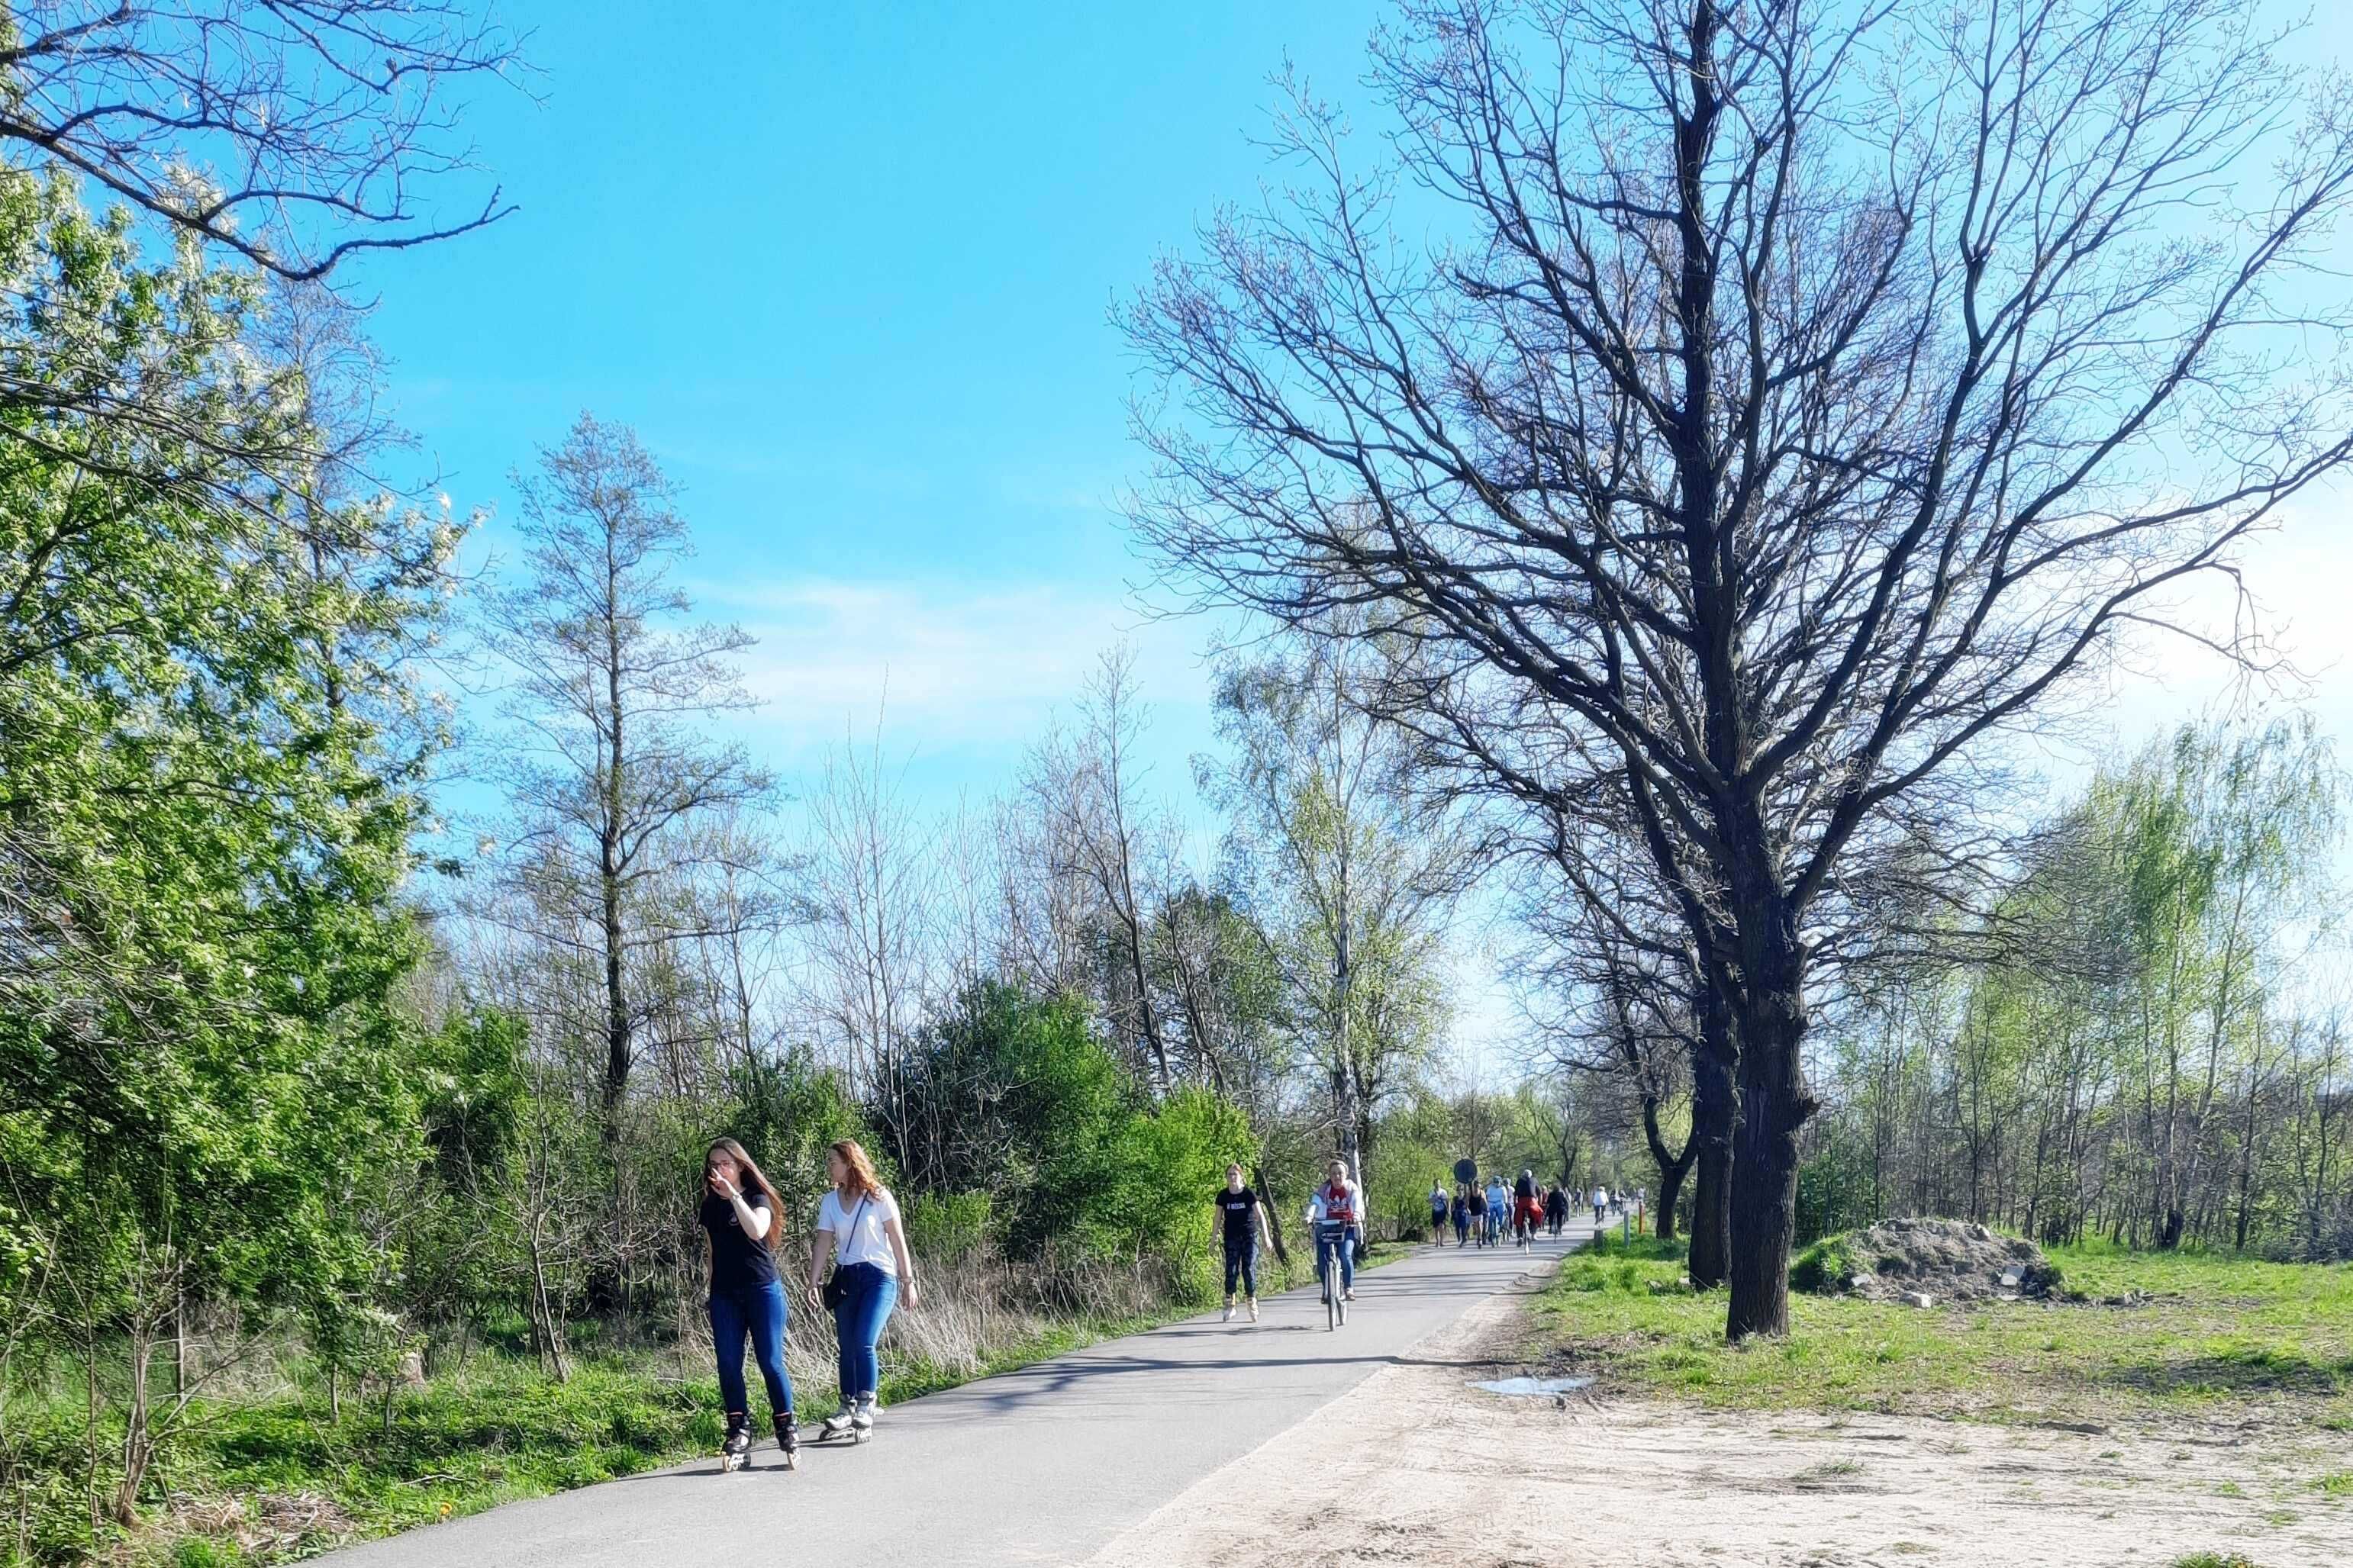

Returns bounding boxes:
[1795,1140,1878,1247]
[903,1191,994,1263]
[875,982,1254,1297]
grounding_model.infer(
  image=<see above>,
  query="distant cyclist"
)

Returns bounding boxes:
[1214,1164,1268,1323]
[1591,1184,1607,1225]
[1512,1168,1541,1245]
[1304,1158,1363,1305]
[1483,1175,1509,1247]
[1544,1182,1569,1238]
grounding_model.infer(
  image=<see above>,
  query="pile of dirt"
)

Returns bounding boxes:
[1802,1217,2061,1306]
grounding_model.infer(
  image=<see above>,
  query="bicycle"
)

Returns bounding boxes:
[1313,1219,1352,1330]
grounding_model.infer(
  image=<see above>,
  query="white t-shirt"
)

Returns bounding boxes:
[817,1186,902,1276]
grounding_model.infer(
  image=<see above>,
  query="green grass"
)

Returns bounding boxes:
[1536,1232,2353,1429]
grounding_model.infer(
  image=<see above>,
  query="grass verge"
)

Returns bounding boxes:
[11,1242,1406,1567]
[1534,1233,2353,1431]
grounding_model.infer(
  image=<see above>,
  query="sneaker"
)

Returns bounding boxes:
[1343,1289,1356,1302]
[1247,1299,1259,1322]
[1222,1303,1235,1323]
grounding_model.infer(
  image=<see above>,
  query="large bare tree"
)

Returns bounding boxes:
[1128,0,2353,1335]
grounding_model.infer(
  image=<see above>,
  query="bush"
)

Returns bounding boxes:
[904,1190,994,1262]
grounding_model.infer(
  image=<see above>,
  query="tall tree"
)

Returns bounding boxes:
[1128,0,2353,1336]
[479,414,767,1136]
[1202,630,1468,1193]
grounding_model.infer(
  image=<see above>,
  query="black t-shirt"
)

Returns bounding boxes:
[1214,1187,1259,1247]
[700,1190,779,1291]
[1468,1189,1488,1215]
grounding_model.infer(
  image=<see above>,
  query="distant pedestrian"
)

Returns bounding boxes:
[1451,1187,1471,1246]
[1429,1181,1450,1244]
[1467,1183,1488,1247]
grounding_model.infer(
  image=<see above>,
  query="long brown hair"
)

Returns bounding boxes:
[828,1138,882,1202]
[705,1138,785,1255]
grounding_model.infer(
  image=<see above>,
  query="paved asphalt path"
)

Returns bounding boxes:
[324,1216,1614,1568]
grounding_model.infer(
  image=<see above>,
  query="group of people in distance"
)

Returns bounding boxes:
[698,1136,918,1472]
[1427,1174,1641,1248]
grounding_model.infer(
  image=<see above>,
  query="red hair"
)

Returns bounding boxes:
[829,1138,883,1201]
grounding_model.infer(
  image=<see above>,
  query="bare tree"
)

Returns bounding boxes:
[1128,0,2353,1336]
[478,413,768,1136]
[800,712,938,1129]
[0,0,523,278]
[1021,647,1177,1089]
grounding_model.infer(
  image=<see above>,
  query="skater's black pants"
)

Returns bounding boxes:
[710,1279,793,1417]
[1223,1237,1258,1298]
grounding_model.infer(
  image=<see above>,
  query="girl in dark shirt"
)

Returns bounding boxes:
[700,1138,798,1471]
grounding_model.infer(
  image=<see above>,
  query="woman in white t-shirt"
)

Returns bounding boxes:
[804,1139,919,1441]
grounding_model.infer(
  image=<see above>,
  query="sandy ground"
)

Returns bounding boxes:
[1088,1283,2350,1568]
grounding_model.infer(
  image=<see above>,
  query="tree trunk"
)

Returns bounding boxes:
[1686,994,1736,1289]
[1253,1163,1291,1266]
[1639,1093,1697,1244]
[1726,989,1806,1339]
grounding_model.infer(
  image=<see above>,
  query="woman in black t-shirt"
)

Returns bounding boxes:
[1213,1165,1268,1323]
[700,1138,798,1471]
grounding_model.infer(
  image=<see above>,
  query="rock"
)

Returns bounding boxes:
[1904,1291,1935,1309]
[398,1351,427,1389]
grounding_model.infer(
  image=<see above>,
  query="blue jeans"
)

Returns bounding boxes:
[1313,1222,1355,1295]
[831,1262,898,1403]
[1223,1238,1258,1298]
[709,1278,793,1417]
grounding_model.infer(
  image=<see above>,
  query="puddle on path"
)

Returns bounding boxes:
[1469,1375,1594,1397]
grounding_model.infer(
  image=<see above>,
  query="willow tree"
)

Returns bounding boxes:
[1129,0,2353,1336]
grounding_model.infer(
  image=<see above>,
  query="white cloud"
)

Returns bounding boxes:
[705,577,1219,759]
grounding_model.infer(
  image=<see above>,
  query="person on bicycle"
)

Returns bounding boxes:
[1544,1181,1569,1238]
[1214,1164,1268,1323]
[1304,1158,1363,1303]
[1512,1168,1541,1243]
[1483,1175,1509,1247]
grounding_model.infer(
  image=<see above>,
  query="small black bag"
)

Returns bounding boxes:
[820,1194,869,1309]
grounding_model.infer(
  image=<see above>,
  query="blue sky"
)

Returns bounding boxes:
[357,0,1396,805]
